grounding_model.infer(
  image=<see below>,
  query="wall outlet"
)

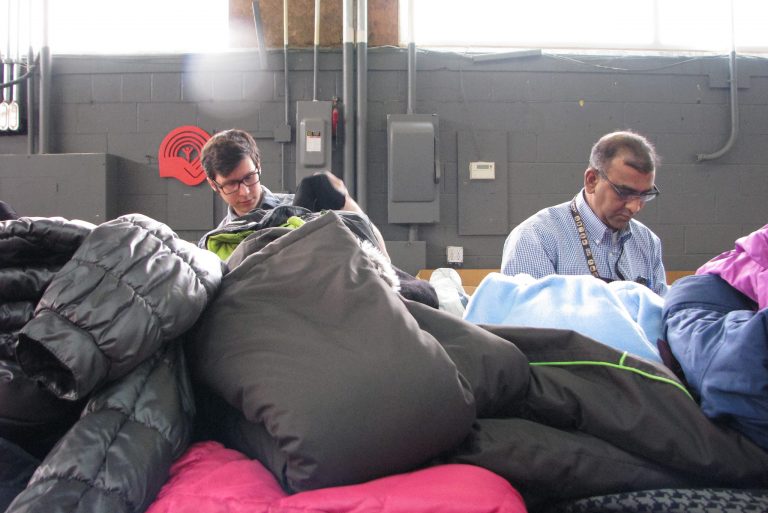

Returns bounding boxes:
[446,245,464,265]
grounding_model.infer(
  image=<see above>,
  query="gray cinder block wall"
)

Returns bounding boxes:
[1,48,767,272]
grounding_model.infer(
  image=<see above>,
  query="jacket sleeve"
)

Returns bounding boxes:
[16,214,224,400]
[6,343,195,513]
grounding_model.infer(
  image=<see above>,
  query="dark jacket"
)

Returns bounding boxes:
[189,212,768,508]
[2,214,224,513]
[663,273,768,450]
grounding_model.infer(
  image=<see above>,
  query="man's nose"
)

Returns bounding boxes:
[625,197,645,214]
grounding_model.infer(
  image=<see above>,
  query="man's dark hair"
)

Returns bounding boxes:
[201,128,261,180]
[589,130,660,175]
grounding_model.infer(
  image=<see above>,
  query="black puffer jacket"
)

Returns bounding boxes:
[0,217,94,459]
[1,214,224,513]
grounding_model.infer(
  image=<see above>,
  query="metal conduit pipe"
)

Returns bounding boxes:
[313,0,320,101]
[406,0,415,116]
[251,0,268,69]
[39,0,51,154]
[26,8,35,155]
[406,0,417,241]
[281,0,289,190]
[697,50,739,162]
[342,0,355,190]
[355,0,367,209]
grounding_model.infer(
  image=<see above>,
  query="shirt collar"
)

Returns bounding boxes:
[575,189,632,244]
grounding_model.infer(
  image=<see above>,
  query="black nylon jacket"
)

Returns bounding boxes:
[1,214,224,513]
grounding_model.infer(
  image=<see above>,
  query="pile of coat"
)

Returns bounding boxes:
[189,212,768,509]
[0,214,223,513]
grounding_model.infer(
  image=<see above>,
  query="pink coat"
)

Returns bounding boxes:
[697,224,768,309]
[146,442,527,513]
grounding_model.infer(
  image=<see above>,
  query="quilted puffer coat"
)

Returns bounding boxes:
[1,214,224,513]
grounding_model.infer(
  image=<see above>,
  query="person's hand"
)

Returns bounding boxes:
[317,171,361,213]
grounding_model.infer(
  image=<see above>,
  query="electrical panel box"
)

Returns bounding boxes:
[387,113,440,224]
[295,100,332,186]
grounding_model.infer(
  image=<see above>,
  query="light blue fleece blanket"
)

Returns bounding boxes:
[464,273,663,363]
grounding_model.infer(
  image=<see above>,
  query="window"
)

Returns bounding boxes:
[43,0,229,54]
[400,0,768,54]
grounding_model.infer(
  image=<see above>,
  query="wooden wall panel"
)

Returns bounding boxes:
[230,0,398,48]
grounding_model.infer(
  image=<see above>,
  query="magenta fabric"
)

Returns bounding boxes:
[146,441,527,513]
[696,224,768,309]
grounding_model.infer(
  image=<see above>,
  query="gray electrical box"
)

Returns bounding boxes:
[387,113,440,224]
[295,100,332,185]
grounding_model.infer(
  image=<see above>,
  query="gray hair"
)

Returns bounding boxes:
[589,130,659,174]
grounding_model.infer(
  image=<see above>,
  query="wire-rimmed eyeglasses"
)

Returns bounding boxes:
[597,169,660,203]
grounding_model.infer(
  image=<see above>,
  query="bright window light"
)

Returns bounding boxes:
[401,0,767,53]
[47,0,229,54]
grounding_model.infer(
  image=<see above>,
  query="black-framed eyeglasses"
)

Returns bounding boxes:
[214,170,261,195]
[597,169,660,203]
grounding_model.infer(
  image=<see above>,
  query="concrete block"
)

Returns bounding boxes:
[536,130,599,163]
[652,224,685,258]
[458,130,508,235]
[508,193,572,226]
[166,180,214,231]
[716,191,768,224]
[198,101,260,132]
[0,153,120,224]
[257,101,287,130]
[181,72,214,102]
[123,73,151,102]
[137,102,197,133]
[368,70,405,101]
[213,71,244,101]
[682,104,730,134]
[740,104,768,135]
[107,132,165,163]
[113,158,161,195]
[531,101,622,133]
[77,103,138,134]
[92,74,122,103]
[508,131,538,163]
[385,240,427,276]
[52,133,108,154]
[243,71,276,101]
[549,72,619,102]
[116,193,167,222]
[416,71,461,102]
[666,75,727,105]
[54,74,92,104]
[490,72,552,102]
[50,103,79,136]
[684,224,742,254]
[151,73,182,102]
[614,75,673,103]
[657,193,715,224]
[623,102,684,134]
[508,163,582,194]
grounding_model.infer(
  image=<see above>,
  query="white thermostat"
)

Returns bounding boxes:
[469,161,495,180]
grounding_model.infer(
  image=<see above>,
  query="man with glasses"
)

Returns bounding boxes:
[198,128,387,256]
[501,130,667,295]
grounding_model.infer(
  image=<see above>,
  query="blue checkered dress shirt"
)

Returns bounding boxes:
[501,190,668,296]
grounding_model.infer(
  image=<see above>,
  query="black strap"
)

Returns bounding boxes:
[569,199,601,278]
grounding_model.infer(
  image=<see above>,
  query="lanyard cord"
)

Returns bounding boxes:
[569,199,601,279]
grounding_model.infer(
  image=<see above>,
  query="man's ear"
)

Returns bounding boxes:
[584,168,599,193]
[207,178,218,192]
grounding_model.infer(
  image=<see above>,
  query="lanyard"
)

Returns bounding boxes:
[569,199,601,279]
[569,199,650,288]
[570,199,602,278]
